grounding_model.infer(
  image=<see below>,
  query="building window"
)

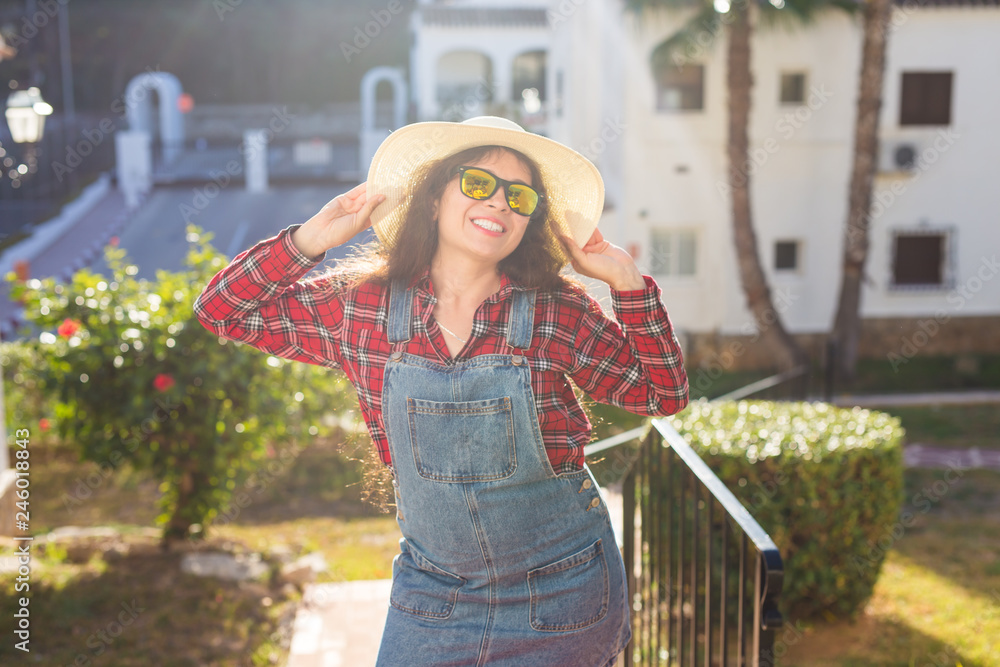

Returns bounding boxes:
[891,230,950,288]
[436,50,493,120]
[650,229,697,277]
[654,64,704,111]
[512,50,546,112]
[774,240,800,271]
[650,41,704,111]
[779,72,806,104]
[900,72,953,126]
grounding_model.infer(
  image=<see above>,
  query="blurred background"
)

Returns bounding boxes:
[0,0,998,665]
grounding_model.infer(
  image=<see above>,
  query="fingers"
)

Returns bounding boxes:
[353,192,386,231]
[343,181,368,200]
[558,234,584,261]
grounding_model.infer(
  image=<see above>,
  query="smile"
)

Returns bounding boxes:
[472,218,505,233]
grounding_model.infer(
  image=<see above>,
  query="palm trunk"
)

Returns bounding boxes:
[727,4,805,371]
[832,0,893,384]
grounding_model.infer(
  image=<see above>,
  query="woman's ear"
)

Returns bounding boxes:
[432,199,439,221]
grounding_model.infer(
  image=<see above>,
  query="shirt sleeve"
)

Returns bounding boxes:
[567,275,689,416]
[193,224,346,369]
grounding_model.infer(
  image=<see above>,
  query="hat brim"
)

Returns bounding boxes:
[366,119,605,261]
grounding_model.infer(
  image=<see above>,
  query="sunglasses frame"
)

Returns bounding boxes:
[454,166,544,217]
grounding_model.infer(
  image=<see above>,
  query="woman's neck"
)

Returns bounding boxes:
[428,255,502,308]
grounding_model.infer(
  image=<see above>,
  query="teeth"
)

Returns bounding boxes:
[472,218,504,233]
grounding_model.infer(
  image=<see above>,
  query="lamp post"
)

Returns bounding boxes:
[0,87,51,536]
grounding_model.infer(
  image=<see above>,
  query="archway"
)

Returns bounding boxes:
[124,71,185,163]
[360,66,407,175]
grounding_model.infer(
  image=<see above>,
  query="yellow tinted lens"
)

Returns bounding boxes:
[507,185,539,215]
[461,169,497,200]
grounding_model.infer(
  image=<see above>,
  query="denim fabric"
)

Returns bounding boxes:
[376,281,631,667]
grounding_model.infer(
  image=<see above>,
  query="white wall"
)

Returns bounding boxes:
[864,8,1000,321]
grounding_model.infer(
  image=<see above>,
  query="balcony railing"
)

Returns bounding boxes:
[585,418,784,666]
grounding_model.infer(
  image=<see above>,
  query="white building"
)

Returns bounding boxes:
[408,0,1000,367]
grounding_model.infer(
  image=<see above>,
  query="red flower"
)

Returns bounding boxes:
[39,418,50,431]
[109,236,119,247]
[153,374,175,392]
[57,318,80,338]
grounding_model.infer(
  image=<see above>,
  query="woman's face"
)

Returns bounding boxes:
[434,150,535,269]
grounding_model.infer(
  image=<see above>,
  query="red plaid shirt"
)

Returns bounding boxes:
[194,224,689,473]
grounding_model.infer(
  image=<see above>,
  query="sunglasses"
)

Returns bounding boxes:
[455,166,543,217]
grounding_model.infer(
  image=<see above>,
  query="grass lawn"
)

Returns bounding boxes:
[0,433,401,666]
[864,403,1000,450]
[687,354,1000,403]
[780,468,1000,666]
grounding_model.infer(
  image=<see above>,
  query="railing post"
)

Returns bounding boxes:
[623,455,636,666]
[589,420,784,667]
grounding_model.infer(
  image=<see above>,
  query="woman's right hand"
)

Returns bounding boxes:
[291,182,385,258]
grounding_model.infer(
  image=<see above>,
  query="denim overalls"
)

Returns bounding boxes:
[376,280,631,667]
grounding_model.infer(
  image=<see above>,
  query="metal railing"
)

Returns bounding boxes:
[711,364,809,403]
[585,419,784,666]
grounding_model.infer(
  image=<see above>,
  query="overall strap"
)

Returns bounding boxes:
[506,288,537,351]
[387,279,413,344]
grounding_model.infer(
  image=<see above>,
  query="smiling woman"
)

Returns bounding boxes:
[194,115,690,666]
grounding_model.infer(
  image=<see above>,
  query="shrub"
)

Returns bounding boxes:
[669,399,905,620]
[6,225,359,546]
[1,340,55,441]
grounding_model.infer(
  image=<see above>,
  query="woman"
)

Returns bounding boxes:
[195,116,689,666]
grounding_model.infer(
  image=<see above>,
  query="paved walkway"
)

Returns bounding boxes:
[286,486,625,667]
[904,443,1000,470]
[833,389,1000,407]
[287,579,392,667]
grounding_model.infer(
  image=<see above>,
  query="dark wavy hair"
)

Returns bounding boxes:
[330,146,569,291]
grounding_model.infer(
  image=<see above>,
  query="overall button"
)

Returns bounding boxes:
[578,479,592,492]
[390,351,403,361]
[586,497,601,511]
[511,354,523,365]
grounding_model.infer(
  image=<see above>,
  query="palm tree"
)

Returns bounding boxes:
[625,0,858,371]
[830,0,894,384]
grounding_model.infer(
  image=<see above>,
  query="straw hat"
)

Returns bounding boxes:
[366,116,605,255]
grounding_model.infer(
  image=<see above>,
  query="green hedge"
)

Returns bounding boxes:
[669,399,905,621]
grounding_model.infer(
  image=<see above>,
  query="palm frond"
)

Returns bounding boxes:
[757,0,862,32]
[648,4,723,70]
[624,0,705,15]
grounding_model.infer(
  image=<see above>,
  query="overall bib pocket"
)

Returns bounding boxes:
[390,543,466,620]
[527,539,610,632]
[407,396,517,482]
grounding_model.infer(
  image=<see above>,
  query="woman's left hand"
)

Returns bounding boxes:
[561,230,646,291]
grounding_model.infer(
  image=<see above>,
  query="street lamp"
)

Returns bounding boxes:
[4,87,53,144]
[0,86,52,535]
